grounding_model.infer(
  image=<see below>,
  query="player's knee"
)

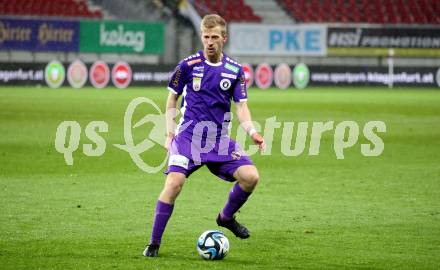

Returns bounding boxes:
[247,172,259,188]
[165,173,185,194]
[241,171,259,189]
[166,180,183,194]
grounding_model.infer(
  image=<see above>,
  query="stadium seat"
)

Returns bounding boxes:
[0,0,103,19]
[194,0,262,23]
[277,0,440,24]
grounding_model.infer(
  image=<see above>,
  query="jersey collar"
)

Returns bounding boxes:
[200,50,224,66]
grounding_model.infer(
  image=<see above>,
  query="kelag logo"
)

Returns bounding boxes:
[100,24,145,53]
[79,21,164,54]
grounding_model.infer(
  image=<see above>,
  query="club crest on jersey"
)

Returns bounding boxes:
[231,151,242,160]
[220,78,231,91]
[193,77,202,91]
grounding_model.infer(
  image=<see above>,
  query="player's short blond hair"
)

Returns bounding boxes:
[201,14,227,37]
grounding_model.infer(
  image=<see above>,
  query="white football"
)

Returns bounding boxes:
[196,230,229,260]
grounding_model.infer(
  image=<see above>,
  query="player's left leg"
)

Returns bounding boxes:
[216,165,259,238]
[233,164,260,192]
[221,164,259,218]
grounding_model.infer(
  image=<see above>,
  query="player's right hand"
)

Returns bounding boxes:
[251,132,266,151]
[165,134,175,151]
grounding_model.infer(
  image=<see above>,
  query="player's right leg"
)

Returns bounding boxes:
[143,172,186,257]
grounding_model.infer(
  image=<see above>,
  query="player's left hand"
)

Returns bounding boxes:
[251,132,266,151]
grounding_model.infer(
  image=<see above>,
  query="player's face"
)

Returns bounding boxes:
[201,26,227,61]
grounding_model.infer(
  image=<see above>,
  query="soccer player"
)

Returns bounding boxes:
[143,14,265,257]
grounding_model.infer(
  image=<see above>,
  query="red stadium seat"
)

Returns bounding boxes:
[193,0,262,23]
[0,0,103,18]
[277,0,439,24]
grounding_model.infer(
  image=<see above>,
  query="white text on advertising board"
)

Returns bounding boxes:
[229,24,327,56]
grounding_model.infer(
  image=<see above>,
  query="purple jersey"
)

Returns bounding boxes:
[167,50,247,139]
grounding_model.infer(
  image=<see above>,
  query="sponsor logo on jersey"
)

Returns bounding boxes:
[221,72,237,79]
[188,59,202,66]
[240,74,246,96]
[194,65,204,72]
[225,63,239,73]
[168,154,189,169]
[231,151,242,160]
[172,65,181,88]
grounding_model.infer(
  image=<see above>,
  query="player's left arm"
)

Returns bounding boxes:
[232,67,265,150]
[235,102,265,150]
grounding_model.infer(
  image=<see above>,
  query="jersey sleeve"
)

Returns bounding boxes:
[167,61,188,95]
[232,68,248,103]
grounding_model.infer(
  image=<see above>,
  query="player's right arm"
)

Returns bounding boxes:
[165,60,188,150]
[165,92,179,150]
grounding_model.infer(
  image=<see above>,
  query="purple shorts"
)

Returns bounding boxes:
[164,133,253,182]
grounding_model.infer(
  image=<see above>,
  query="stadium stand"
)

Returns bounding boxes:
[277,0,440,24]
[90,0,163,21]
[0,0,103,18]
[244,0,293,24]
[193,0,262,22]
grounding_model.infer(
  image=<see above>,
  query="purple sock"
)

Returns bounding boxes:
[221,183,251,220]
[149,200,174,246]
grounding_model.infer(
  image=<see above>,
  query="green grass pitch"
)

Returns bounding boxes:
[1,86,439,269]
